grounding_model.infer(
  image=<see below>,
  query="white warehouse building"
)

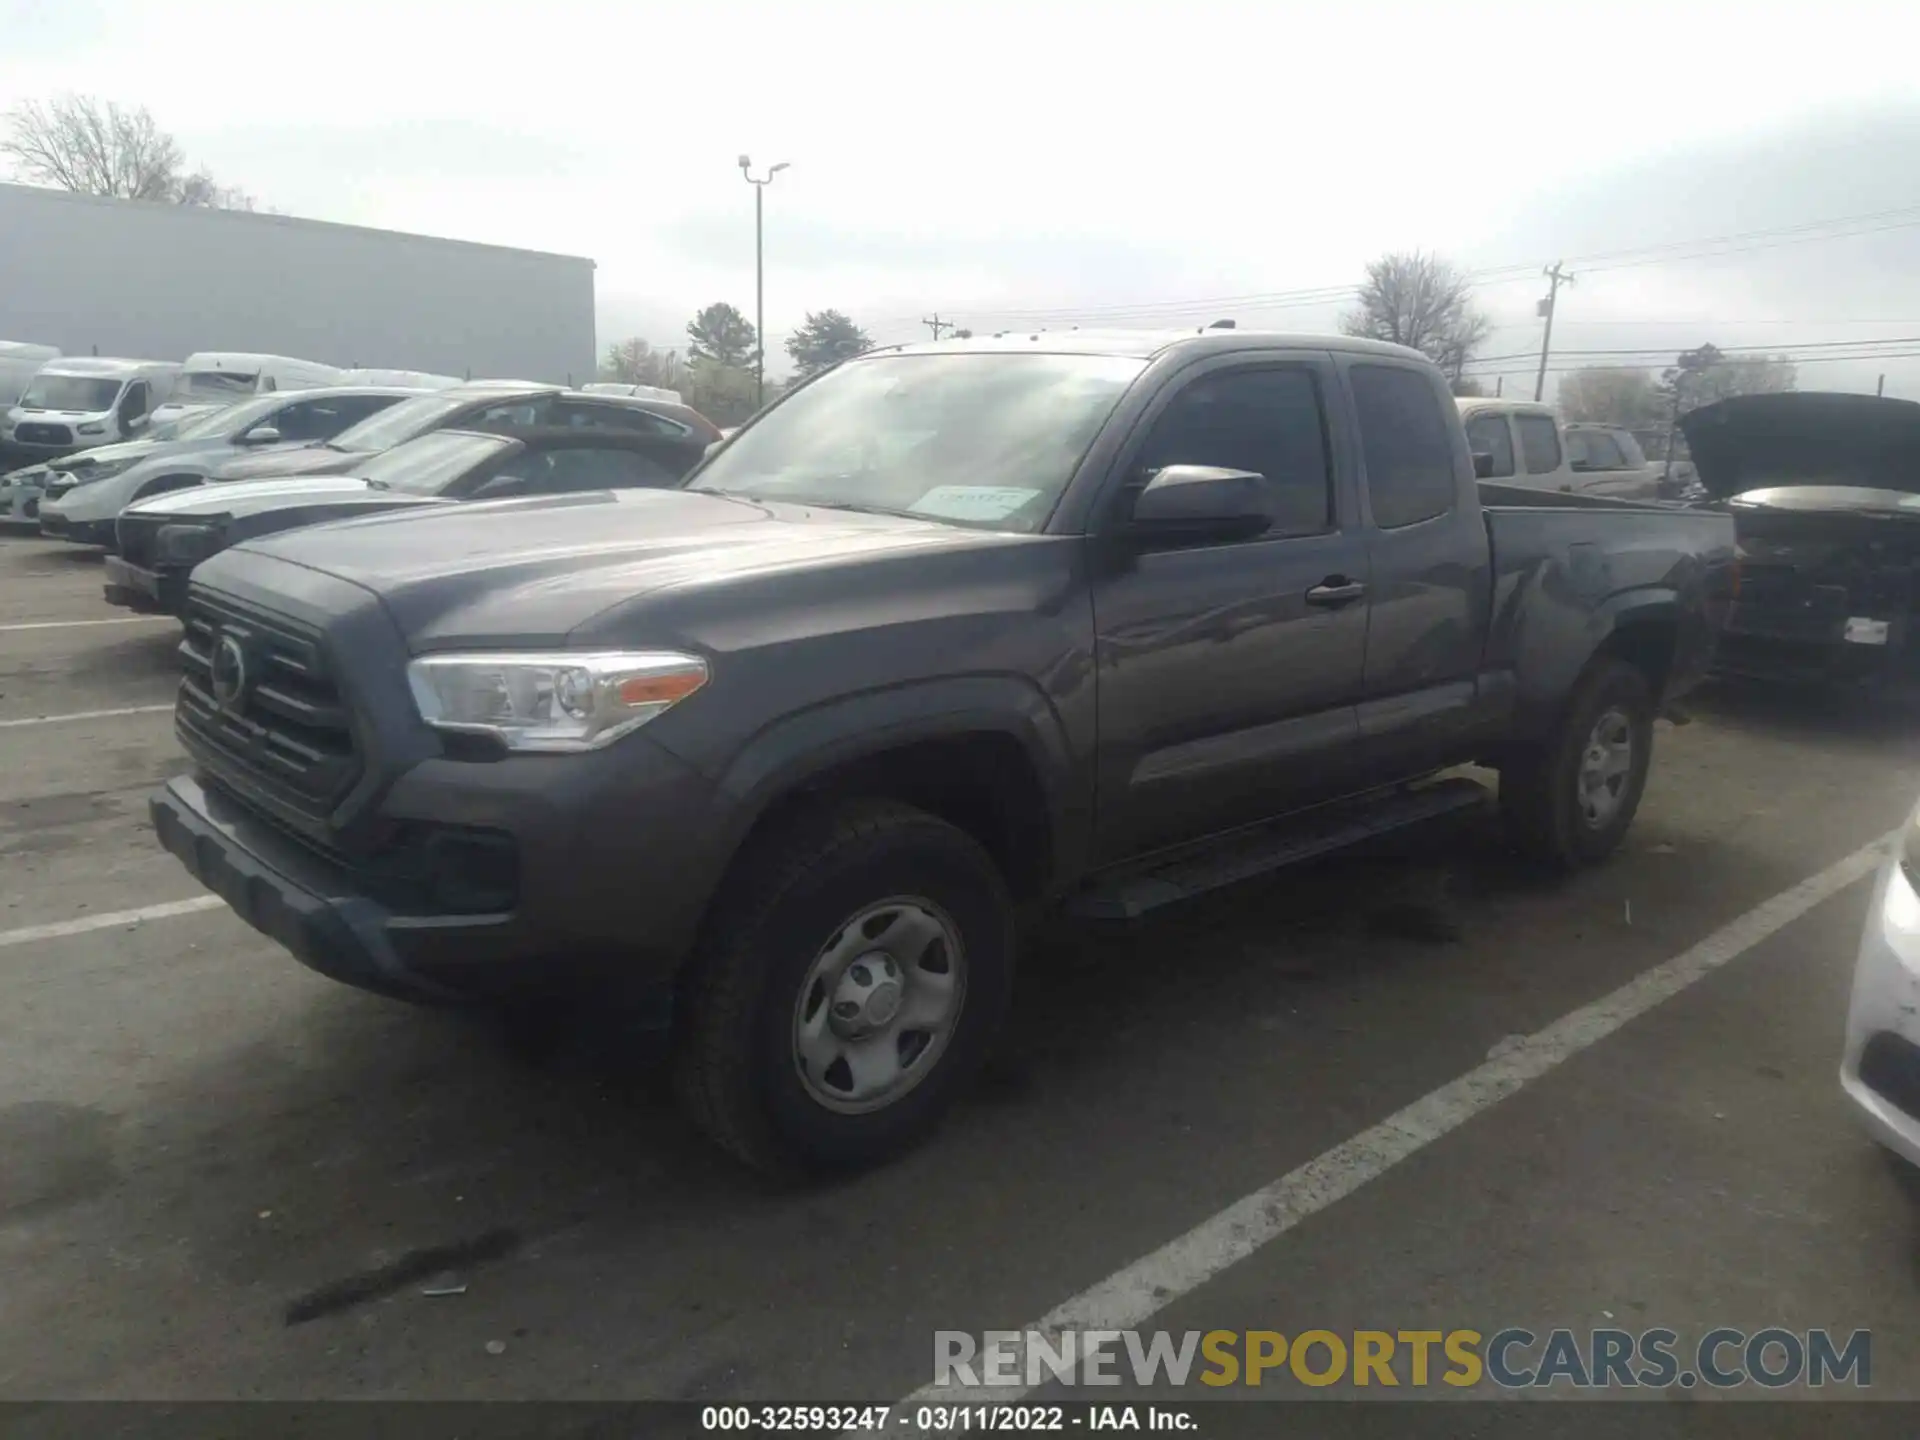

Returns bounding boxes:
[0,182,597,385]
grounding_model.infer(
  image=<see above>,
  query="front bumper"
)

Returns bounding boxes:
[103,555,186,615]
[1713,604,1906,684]
[38,508,116,546]
[1842,850,1920,1171]
[152,727,725,1004]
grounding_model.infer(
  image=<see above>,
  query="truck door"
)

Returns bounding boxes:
[1342,359,1493,782]
[1089,355,1372,862]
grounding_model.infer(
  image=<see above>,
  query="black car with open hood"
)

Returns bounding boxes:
[1682,391,1920,684]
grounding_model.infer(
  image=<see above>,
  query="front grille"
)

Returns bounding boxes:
[1735,565,1848,613]
[15,422,72,445]
[178,591,362,817]
[118,514,161,568]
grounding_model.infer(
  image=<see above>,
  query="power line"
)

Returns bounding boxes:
[895,201,1920,328]
[1461,334,1920,369]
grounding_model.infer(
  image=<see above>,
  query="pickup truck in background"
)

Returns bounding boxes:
[1458,398,1662,501]
[149,331,1736,1173]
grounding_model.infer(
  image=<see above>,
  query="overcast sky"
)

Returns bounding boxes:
[7,0,1920,396]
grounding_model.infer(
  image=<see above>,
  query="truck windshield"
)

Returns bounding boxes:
[172,371,259,402]
[18,375,122,412]
[688,352,1146,532]
[351,431,515,494]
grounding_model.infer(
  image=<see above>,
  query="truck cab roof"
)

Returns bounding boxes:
[871,329,1434,365]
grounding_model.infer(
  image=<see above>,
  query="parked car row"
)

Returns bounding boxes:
[0,345,467,471]
[13,378,719,615]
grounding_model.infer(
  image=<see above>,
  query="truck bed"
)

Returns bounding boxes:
[1477,482,1738,725]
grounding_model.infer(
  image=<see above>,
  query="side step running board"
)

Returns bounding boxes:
[1066,776,1492,922]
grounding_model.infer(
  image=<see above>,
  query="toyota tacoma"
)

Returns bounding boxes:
[149,330,1737,1172]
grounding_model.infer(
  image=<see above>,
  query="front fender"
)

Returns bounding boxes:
[704,674,1090,892]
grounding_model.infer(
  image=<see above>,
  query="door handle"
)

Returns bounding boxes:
[1305,578,1367,608]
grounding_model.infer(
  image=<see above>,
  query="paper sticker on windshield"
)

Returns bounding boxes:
[908,486,1041,522]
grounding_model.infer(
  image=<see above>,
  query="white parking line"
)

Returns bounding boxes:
[0,616,173,633]
[0,703,173,729]
[0,895,224,952]
[886,830,1893,1418]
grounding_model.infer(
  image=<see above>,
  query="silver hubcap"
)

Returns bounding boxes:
[792,897,967,1114]
[1578,706,1635,829]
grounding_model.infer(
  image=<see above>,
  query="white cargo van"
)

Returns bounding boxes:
[334,368,464,389]
[1,357,183,459]
[149,352,344,426]
[0,342,60,416]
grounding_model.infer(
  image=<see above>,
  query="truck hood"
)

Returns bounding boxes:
[1680,392,1920,501]
[211,445,367,482]
[222,487,1025,646]
[128,474,382,520]
[1727,485,1920,519]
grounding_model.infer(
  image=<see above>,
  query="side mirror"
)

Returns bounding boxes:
[1126,465,1272,545]
[126,412,149,433]
[240,426,281,446]
[1471,451,1496,479]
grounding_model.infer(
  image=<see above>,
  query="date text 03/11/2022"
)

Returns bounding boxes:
[699,1405,1198,1432]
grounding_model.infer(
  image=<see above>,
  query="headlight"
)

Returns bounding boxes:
[81,458,133,479]
[406,651,709,752]
[154,523,224,566]
[77,422,106,435]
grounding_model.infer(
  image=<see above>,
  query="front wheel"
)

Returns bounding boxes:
[1499,657,1655,869]
[674,799,1015,1174]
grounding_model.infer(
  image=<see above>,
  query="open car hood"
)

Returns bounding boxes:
[1680,391,1920,501]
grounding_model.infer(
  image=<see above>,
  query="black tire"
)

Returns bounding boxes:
[1499,657,1655,870]
[674,798,1015,1175]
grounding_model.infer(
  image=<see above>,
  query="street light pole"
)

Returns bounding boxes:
[739,156,790,409]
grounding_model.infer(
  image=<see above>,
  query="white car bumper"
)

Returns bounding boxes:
[1841,844,1920,1170]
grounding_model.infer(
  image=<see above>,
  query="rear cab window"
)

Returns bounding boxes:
[1516,414,1563,475]
[1463,412,1515,478]
[1350,364,1458,528]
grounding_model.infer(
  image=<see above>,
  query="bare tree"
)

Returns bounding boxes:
[2,95,253,209]
[1340,252,1493,380]
[601,338,689,392]
[1558,367,1664,429]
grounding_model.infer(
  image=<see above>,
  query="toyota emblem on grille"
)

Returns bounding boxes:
[210,632,249,711]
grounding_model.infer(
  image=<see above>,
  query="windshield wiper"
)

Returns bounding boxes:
[778,498,918,519]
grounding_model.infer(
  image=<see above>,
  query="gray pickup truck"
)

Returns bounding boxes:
[149,331,1736,1172]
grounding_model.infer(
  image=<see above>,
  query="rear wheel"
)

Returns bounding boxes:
[674,799,1015,1174]
[1499,657,1655,869]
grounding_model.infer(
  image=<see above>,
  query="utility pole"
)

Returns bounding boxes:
[1878,373,1887,397]
[922,314,957,341]
[738,155,790,408]
[1533,261,1573,402]
[1495,376,1504,397]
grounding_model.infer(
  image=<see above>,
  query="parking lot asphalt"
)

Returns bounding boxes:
[4,530,1920,1415]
